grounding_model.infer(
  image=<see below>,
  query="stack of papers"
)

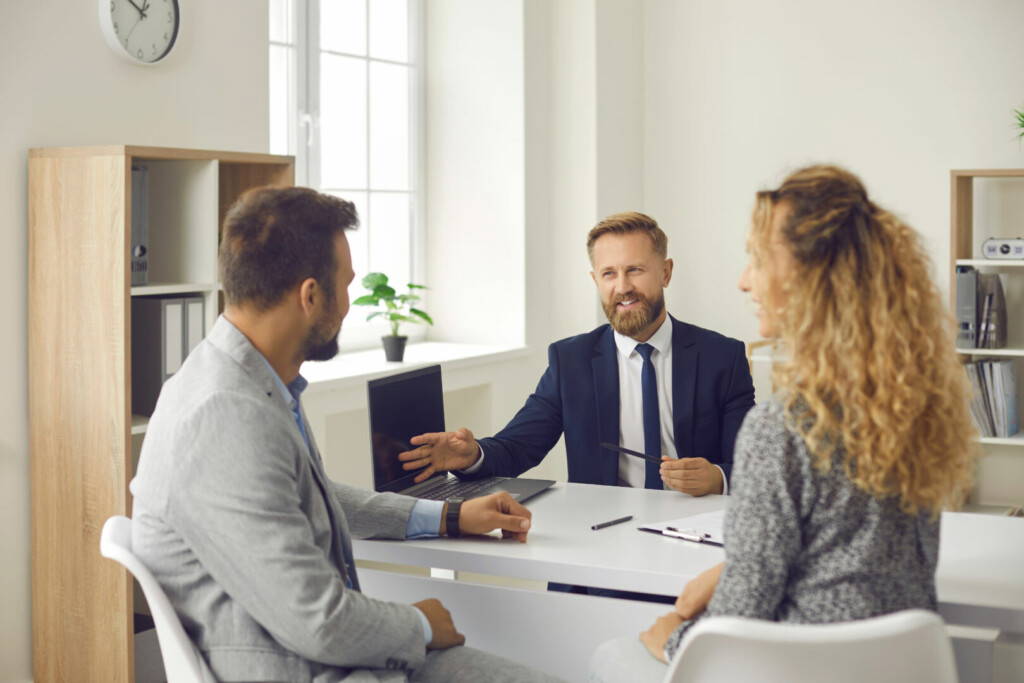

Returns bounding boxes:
[965,360,1020,438]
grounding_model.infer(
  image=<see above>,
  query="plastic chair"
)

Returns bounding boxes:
[100,516,216,683]
[663,609,958,683]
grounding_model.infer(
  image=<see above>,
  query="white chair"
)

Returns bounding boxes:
[99,516,215,683]
[663,609,958,683]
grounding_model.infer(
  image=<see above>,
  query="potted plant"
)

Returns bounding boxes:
[1016,107,1024,142]
[353,272,433,362]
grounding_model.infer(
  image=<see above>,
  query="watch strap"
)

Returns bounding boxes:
[445,499,463,538]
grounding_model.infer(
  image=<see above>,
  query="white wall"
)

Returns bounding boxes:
[0,2,268,679]
[643,0,1024,504]
[644,0,1024,342]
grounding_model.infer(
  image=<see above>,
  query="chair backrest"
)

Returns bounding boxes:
[663,610,958,683]
[100,516,215,683]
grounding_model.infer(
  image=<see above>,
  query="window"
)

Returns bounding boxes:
[270,0,424,349]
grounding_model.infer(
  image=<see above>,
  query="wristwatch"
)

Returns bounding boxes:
[445,498,464,538]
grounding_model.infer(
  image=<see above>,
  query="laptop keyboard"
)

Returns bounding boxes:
[415,477,498,501]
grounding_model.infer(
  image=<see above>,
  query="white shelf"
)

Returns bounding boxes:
[131,283,219,296]
[957,347,1024,357]
[130,414,149,435]
[955,259,1024,268]
[978,433,1024,447]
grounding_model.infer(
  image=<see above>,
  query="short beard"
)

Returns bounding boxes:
[303,297,341,362]
[602,291,665,338]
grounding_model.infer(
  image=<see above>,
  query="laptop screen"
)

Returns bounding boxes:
[367,364,446,493]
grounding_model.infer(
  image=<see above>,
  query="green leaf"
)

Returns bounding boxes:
[366,311,387,322]
[407,283,428,290]
[397,294,421,304]
[362,272,388,290]
[409,307,434,325]
[388,313,417,323]
[372,284,397,299]
[352,295,379,306]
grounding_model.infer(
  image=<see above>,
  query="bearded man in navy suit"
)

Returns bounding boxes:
[400,212,755,498]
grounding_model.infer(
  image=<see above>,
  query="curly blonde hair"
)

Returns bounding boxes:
[752,165,977,515]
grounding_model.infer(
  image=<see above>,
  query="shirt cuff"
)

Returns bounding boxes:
[415,607,433,647]
[405,499,445,539]
[715,465,729,495]
[459,444,486,474]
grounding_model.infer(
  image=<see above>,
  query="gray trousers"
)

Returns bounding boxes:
[312,645,565,682]
[587,636,668,683]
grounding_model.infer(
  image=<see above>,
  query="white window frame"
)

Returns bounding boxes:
[270,0,427,351]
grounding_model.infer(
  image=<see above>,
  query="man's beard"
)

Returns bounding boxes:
[303,305,341,362]
[602,291,664,338]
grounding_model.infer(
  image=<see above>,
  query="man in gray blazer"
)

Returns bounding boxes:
[131,187,559,682]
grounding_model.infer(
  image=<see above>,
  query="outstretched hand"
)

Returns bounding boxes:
[399,428,481,483]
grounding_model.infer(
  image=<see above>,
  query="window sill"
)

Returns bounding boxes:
[301,341,531,394]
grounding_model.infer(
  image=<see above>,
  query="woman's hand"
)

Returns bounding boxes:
[639,612,684,663]
[675,562,724,619]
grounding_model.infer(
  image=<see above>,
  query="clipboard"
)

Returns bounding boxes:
[638,509,726,547]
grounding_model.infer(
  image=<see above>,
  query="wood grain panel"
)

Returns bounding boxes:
[217,161,296,235]
[950,173,974,308]
[29,153,133,683]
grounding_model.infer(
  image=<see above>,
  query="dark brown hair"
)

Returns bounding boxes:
[586,211,668,260]
[219,186,358,310]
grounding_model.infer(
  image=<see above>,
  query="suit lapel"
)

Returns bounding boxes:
[591,328,621,485]
[671,317,698,460]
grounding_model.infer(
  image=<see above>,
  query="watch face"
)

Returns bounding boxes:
[106,0,179,63]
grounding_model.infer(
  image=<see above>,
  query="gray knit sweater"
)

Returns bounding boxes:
[665,400,940,658]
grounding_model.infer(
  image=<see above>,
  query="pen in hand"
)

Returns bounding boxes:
[591,514,633,531]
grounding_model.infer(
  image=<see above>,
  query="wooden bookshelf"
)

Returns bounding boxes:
[28,146,293,683]
[950,169,1024,516]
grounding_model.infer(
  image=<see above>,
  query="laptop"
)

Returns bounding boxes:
[367,365,555,502]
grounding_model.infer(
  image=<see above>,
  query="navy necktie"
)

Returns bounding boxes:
[635,343,663,489]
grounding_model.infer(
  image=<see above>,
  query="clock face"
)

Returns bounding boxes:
[103,0,179,64]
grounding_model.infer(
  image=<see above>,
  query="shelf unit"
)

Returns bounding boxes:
[950,169,1024,513]
[28,145,294,683]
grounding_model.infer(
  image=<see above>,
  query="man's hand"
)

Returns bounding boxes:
[413,598,465,650]
[451,492,532,542]
[675,562,724,619]
[640,612,684,663]
[399,428,480,483]
[660,457,723,496]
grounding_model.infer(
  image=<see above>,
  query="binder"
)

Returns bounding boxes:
[130,164,149,286]
[131,295,205,416]
[955,266,977,348]
[186,299,204,355]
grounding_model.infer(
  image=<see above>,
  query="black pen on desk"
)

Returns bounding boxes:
[591,514,633,531]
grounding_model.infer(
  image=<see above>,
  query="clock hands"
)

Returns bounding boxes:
[126,0,148,19]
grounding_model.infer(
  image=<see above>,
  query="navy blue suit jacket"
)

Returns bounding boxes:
[464,316,755,486]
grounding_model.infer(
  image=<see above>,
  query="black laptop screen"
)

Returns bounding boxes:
[367,365,446,493]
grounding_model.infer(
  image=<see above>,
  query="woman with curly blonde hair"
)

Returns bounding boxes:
[590,165,977,681]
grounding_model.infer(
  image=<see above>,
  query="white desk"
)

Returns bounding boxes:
[354,482,1024,633]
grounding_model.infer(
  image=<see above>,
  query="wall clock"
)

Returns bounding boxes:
[99,0,180,65]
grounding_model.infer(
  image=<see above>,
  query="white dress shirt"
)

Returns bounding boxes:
[614,318,728,493]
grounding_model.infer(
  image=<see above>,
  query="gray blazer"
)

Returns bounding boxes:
[131,317,427,682]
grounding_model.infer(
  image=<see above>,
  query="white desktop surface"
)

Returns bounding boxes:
[354,482,1024,630]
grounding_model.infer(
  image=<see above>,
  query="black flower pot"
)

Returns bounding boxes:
[381,335,408,362]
